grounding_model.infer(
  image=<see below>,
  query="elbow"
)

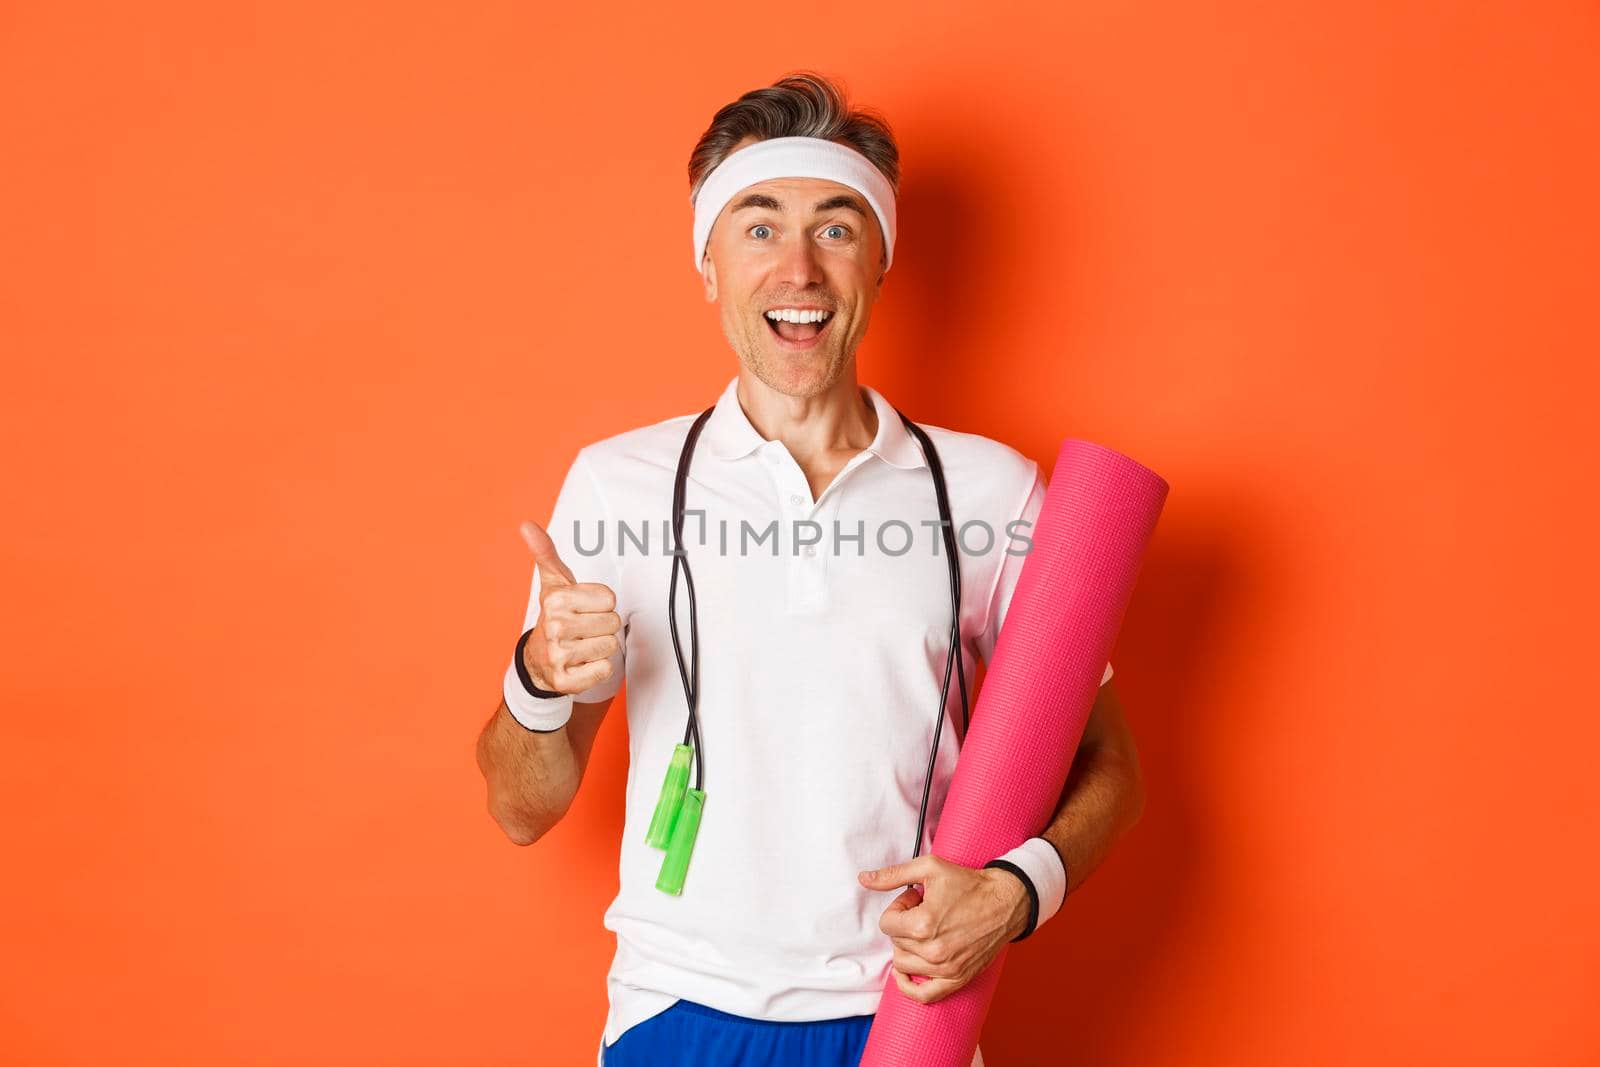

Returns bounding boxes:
[494,802,538,846]
[503,824,541,848]
[486,792,554,847]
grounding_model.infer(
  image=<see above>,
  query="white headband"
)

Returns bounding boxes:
[690,135,897,275]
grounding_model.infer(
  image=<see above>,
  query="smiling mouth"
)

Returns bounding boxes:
[764,310,834,347]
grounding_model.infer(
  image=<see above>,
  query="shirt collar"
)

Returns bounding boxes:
[698,375,927,470]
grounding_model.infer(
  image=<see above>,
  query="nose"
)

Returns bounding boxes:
[776,231,826,289]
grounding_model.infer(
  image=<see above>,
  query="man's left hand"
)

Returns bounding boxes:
[858,854,1029,1005]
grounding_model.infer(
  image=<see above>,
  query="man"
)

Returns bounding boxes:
[474,72,1146,1066]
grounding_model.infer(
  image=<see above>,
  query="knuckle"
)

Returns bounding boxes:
[925,940,947,964]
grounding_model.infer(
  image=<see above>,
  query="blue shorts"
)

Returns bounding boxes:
[601,998,875,1066]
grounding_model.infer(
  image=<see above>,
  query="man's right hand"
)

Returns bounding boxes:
[518,519,622,696]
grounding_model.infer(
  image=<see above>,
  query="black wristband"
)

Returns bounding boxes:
[513,627,566,699]
[983,859,1040,942]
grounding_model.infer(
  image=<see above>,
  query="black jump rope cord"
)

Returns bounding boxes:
[903,416,970,860]
[669,410,710,792]
[666,406,969,858]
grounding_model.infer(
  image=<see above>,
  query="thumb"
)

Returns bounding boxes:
[520,519,576,587]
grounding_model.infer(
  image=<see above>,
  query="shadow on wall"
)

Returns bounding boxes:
[863,134,1018,419]
[981,521,1245,1065]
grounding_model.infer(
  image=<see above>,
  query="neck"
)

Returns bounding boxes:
[734,365,878,469]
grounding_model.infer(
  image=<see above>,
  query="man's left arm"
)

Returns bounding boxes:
[859,678,1145,1004]
[1038,676,1146,901]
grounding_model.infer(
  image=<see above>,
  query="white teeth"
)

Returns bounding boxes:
[764,308,832,324]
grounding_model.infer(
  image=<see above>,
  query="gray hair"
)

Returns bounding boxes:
[687,71,901,204]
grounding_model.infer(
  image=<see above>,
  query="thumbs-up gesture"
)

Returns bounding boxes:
[518,519,622,695]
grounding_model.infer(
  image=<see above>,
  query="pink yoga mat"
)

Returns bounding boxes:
[860,438,1169,1067]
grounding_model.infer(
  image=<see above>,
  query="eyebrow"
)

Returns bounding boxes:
[729,192,869,217]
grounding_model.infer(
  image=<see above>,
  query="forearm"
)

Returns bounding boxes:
[475,699,581,845]
[1039,737,1146,896]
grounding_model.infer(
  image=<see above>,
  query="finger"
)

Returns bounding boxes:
[534,598,614,639]
[548,655,614,693]
[521,520,576,586]
[885,887,922,913]
[923,975,962,1004]
[550,634,621,669]
[859,854,940,892]
[878,895,936,941]
[889,931,942,959]
[891,967,942,1005]
[542,603,621,642]
[556,588,617,614]
[890,943,944,977]
[892,967,960,1005]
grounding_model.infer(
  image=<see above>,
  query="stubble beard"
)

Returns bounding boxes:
[728,314,854,401]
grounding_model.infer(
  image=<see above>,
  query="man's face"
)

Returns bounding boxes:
[701,142,888,398]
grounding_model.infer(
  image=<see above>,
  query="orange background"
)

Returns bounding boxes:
[3,2,1597,1064]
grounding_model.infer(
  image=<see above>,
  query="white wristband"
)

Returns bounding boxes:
[994,836,1069,931]
[501,661,575,732]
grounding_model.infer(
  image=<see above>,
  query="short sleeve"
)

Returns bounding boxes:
[977,463,1113,687]
[519,448,626,703]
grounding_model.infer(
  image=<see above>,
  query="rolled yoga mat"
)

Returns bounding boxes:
[860,438,1169,1067]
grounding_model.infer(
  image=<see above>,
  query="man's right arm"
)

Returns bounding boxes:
[475,693,613,846]
[479,449,625,846]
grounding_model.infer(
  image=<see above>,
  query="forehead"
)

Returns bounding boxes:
[728,175,866,211]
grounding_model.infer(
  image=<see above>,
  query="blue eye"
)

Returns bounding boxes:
[823,225,847,239]
[751,224,773,239]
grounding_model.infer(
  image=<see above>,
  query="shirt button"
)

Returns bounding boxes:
[789,494,804,506]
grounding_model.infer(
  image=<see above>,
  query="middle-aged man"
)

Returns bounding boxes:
[475,72,1146,1066]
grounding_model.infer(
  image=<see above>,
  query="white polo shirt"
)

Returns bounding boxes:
[509,376,1111,1063]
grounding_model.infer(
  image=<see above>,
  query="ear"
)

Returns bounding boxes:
[702,256,718,302]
